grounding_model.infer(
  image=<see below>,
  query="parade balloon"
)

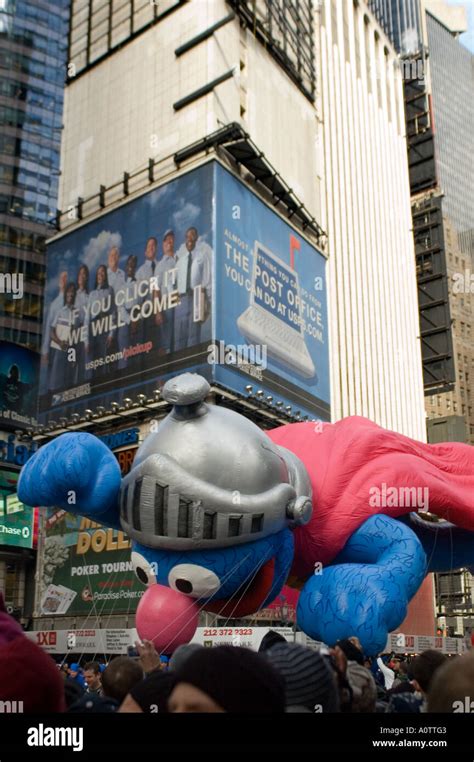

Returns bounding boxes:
[19,372,474,656]
[135,584,199,652]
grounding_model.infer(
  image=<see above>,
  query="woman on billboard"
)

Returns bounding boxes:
[75,264,90,384]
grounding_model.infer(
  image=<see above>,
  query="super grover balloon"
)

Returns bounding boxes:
[18,373,474,655]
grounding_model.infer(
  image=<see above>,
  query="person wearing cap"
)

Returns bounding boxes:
[174,226,212,351]
[69,662,87,689]
[155,229,178,353]
[265,642,340,713]
[167,645,285,713]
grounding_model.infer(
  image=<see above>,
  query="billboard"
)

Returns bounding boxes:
[0,470,35,549]
[40,161,329,422]
[214,163,329,419]
[37,429,141,616]
[39,511,144,617]
[39,162,215,422]
[0,341,39,430]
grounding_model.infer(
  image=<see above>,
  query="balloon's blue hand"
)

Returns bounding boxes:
[18,432,121,525]
[297,514,427,655]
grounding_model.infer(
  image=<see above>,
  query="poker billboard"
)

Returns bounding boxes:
[36,427,142,616]
[40,161,329,422]
[0,341,39,431]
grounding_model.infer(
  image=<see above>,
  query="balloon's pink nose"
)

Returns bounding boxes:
[135,584,199,653]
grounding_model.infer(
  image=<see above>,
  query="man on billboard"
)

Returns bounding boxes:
[174,227,212,351]
[85,265,116,377]
[117,254,140,368]
[107,246,125,294]
[49,282,81,390]
[107,246,125,357]
[156,229,178,353]
[136,236,159,347]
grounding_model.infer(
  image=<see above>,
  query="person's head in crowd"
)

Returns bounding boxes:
[126,255,137,280]
[84,661,102,692]
[108,246,120,272]
[397,661,409,679]
[77,264,89,293]
[258,630,288,653]
[64,282,76,307]
[63,677,84,709]
[345,661,377,712]
[69,662,81,678]
[428,653,474,713]
[168,645,285,713]
[119,671,177,713]
[144,236,158,261]
[185,227,198,253]
[101,656,144,704]
[95,264,109,289]
[409,650,447,696]
[335,638,365,666]
[348,636,363,652]
[169,643,204,672]
[265,643,340,713]
[0,594,65,712]
[162,229,175,257]
[389,657,401,673]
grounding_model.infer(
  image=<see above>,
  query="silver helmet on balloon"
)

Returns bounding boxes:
[119,373,312,550]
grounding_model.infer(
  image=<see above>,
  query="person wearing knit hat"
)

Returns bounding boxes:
[169,642,204,672]
[265,642,340,713]
[335,638,365,666]
[0,594,65,713]
[258,629,288,653]
[168,645,285,713]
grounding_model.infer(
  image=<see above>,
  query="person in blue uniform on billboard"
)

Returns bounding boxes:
[75,264,90,384]
[118,254,141,368]
[49,282,81,390]
[156,229,178,354]
[84,265,116,375]
[136,236,159,347]
[174,226,212,351]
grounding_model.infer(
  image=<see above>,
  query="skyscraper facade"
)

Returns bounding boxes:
[0,0,69,351]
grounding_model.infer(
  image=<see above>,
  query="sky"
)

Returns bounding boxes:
[446,0,474,52]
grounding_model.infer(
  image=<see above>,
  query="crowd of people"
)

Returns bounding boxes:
[1,598,473,714]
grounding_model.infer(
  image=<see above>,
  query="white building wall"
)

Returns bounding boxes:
[60,0,323,220]
[59,0,425,439]
[320,0,426,440]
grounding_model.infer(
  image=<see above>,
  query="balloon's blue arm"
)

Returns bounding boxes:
[297,514,427,656]
[18,432,121,531]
